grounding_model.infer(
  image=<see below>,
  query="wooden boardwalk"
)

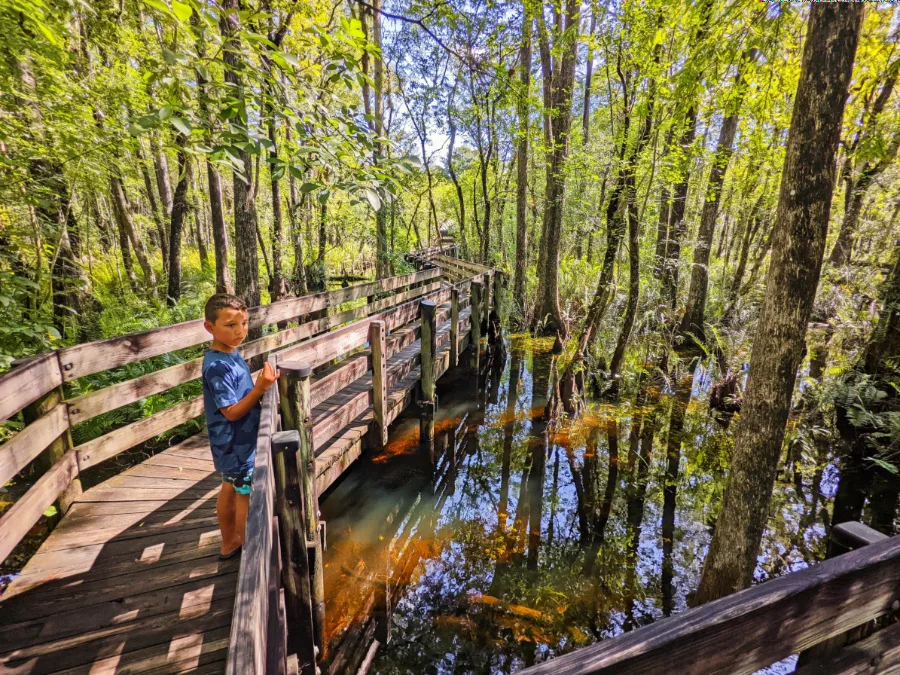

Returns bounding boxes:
[0,243,489,674]
[0,434,234,675]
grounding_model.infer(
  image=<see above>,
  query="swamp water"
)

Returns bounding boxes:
[319,334,896,674]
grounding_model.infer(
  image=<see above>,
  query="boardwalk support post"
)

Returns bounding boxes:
[278,361,326,657]
[369,320,388,447]
[271,429,317,673]
[470,281,483,373]
[450,288,460,368]
[419,301,437,452]
[19,354,81,517]
[482,272,492,334]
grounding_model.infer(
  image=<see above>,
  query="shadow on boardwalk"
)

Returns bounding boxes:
[0,433,235,675]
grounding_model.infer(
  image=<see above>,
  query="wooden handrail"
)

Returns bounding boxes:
[226,355,280,675]
[518,532,900,675]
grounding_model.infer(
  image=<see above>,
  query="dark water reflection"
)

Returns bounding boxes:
[318,334,889,674]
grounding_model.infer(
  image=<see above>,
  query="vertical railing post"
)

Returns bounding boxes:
[450,288,460,368]
[419,301,437,452]
[369,320,388,447]
[277,362,325,656]
[470,281,483,373]
[271,429,317,673]
[482,272,492,334]
[19,354,81,517]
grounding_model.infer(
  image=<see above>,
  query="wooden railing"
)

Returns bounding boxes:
[0,267,443,564]
[519,522,900,675]
[228,250,500,674]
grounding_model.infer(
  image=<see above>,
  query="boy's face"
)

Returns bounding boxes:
[205,308,249,348]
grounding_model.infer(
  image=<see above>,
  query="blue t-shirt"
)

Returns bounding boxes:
[202,348,259,475]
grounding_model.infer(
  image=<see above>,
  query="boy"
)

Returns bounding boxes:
[202,293,279,559]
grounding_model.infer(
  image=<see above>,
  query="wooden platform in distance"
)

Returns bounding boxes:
[0,433,234,675]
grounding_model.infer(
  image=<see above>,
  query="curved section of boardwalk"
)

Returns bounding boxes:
[0,433,234,674]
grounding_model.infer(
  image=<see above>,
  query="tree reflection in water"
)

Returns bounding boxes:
[316,335,889,674]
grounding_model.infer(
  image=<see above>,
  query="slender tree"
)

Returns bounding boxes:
[514,5,532,308]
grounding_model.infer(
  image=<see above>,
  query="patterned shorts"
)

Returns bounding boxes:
[221,467,254,495]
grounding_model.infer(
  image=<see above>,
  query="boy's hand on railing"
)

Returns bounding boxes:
[255,362,281,393]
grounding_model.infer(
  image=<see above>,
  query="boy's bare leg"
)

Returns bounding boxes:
[217,482,241,555]
[235,492,250,545]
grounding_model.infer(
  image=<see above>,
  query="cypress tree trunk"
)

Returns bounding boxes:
[220,0,260,310]
[514,7,531,305]
[138,140,168,269]
[149,135,173,219]
[679,52,755,343]
[371,0,389,277]
[166,141,190,306]
[206,164,232,294]
[533,0,582,336]
[287,170,308,294]
[188,159,209,269]
[661,105,699,310]
[110,175,157,290]
[696,3,865,605]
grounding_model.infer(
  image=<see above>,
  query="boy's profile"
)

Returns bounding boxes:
[202,293,279,559]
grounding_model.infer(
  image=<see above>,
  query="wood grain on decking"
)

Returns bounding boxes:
[0,433,234,675]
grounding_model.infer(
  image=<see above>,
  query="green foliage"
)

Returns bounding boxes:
[0,271,60,370]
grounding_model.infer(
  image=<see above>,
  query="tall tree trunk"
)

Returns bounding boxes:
[138,140,169,270]
[149,135,173,219]
[220,0,260,310]
[514,11,532,306]
[189,159,209,269]
[609,194,641,379]
[207,163,233,294]
[268,117,285,300]
[166,141,190,306]
[110,176,157,289]
[447,108,467,252]
[533,0,582,336]
[680,51,755,343]
[696,3,864,605]
[661,106,699,310]
[287,170,307,294]
[371,0,388,277]
[828,140,900,267]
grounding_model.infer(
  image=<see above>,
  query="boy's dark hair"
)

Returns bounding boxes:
[205,293,248,323]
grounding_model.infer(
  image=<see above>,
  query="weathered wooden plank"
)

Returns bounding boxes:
[0,449,78,564]
[519,534,900,675]
[0,353,62,422]
[7,541,224,597]
[0,572,235,654]
[796,621,900,675]
[0,402,69,487]
[226,367,278,675]
[0,597,233,668]
[52,628,230,675]
[433,254,490,275]
[75,396,204,471]
[59,270,440,381]
[369,321,387,447]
